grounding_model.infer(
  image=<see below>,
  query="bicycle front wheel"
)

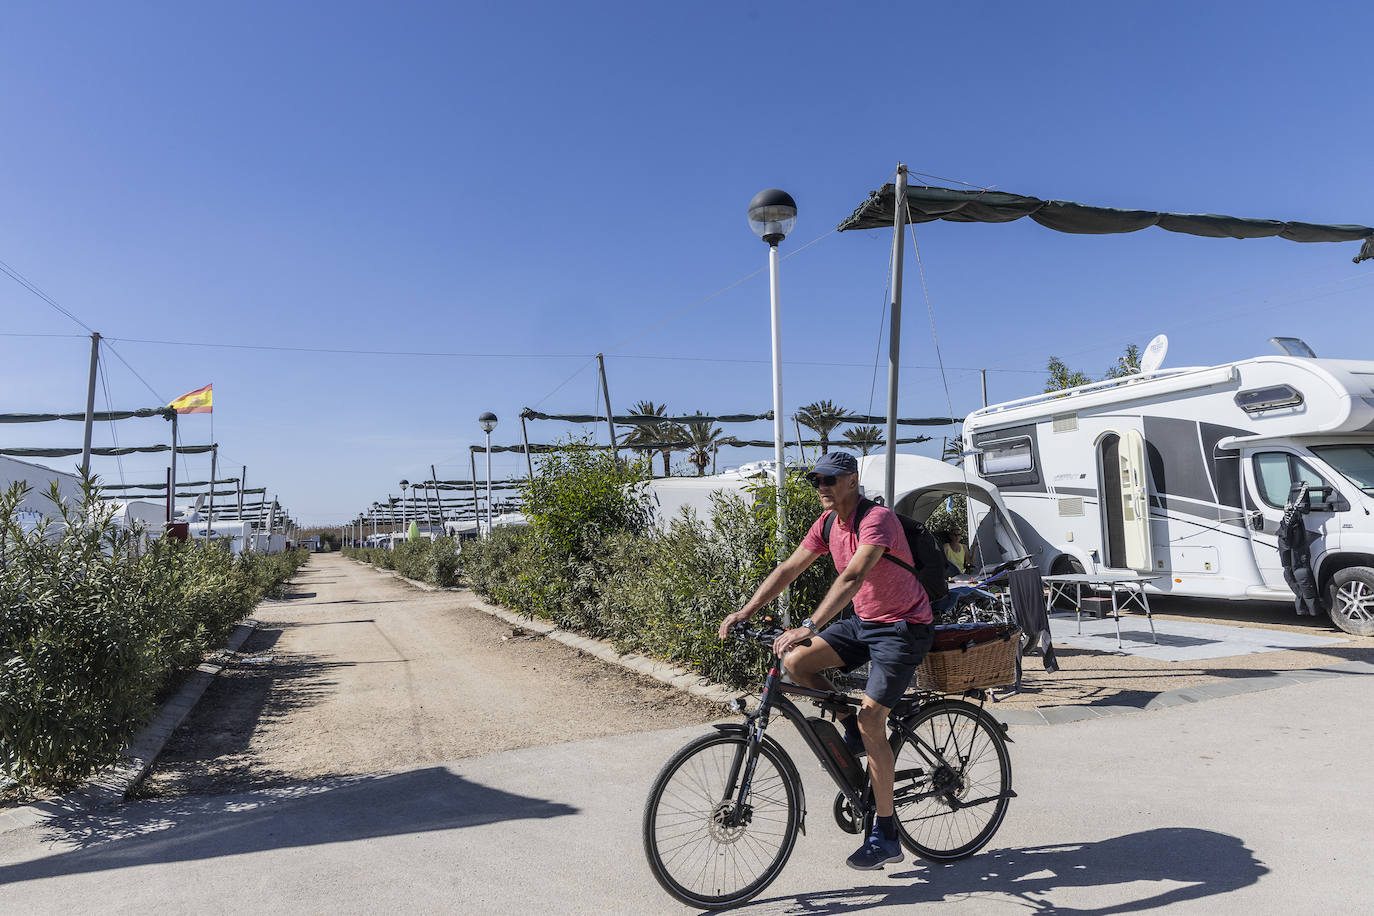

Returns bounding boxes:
[891,699,1012,861]
[642,731,801,909]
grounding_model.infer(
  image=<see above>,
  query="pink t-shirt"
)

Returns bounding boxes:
[801,503,932,624]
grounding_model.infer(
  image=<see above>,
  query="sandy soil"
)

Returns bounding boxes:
[997,596,1374,708]
[140,554,722,798]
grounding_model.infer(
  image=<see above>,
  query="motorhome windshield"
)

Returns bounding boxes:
[1311,445,1374,495]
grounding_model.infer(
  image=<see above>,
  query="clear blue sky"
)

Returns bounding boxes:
[3,1,1372,524]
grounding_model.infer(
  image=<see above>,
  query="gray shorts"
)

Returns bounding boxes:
[818,616,933,708]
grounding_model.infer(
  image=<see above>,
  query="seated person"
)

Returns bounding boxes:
[943,529,972,576]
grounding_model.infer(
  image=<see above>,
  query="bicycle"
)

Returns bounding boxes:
[642,622,1016,909]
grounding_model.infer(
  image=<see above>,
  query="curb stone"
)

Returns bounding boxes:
[342,557,1374,730]
[0,618,259,836]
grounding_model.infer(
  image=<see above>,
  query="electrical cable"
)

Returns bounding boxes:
[97,360,126,485]
[0,258,96,334]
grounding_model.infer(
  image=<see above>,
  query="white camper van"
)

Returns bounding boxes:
[960,346,1374,635]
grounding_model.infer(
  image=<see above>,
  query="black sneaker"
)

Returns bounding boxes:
[846,827,904,870]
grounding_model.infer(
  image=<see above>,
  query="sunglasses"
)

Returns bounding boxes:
[807,474,843,489]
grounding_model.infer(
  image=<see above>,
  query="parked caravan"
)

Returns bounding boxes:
[961,347,1374,635]
[0,456,83,533]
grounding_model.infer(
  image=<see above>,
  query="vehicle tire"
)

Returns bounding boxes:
[1050,556,1085,609]
[1328,566,1374,637]
[889,699,1012,861]
[642,732,801,909]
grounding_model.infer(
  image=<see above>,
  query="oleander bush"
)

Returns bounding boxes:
[0,479,306,792]
[343,536,460,588]
[459,440,833,687]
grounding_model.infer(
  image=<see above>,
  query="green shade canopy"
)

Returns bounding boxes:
[0,443,215,458]
[520,408,958,427]
[837,184,1374,263]
[0,407,175,424]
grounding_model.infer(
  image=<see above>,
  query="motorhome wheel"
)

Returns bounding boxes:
[1328,567,1374,638]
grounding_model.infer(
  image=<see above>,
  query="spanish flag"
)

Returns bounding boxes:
[168,384,213,414]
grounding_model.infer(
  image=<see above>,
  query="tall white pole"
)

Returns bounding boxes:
[768,241,789,626]
[884,163,908,510]
[485,432,494,535]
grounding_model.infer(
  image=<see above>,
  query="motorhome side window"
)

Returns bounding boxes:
[1252,452,1330,508]
[978,437,1034,476]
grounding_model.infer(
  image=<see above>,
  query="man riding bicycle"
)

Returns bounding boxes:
[719,450,934,870]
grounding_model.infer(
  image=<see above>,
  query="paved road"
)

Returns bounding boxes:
[2,662,1371,914]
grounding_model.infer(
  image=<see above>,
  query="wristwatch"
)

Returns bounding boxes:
[800,617,818,633]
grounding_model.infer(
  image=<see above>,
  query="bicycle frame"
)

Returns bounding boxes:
[727,659,871,824]
[725,654,1014,835]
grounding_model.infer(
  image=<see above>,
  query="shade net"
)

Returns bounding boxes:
[838,184,1374,263]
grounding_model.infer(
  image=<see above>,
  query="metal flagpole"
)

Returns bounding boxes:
[597,353,619,460]
[431,464,446,532]
[80,332,100,478]
[169,412,179,521]
[206,445,216,542]
[520,415,534,479]
[883,163,908,509]
[470,450,480,531]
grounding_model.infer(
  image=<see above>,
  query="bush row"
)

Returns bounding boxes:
[0,480,307,792]
[342,536,460,587]
[460,443,834,687]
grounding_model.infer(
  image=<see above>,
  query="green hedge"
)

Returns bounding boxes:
[460,443,832,687]
[343,536,460,588]
[0,480,306,791]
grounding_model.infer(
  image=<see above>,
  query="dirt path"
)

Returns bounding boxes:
[143,554,721,797]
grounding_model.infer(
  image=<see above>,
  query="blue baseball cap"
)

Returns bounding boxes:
[807,451,858,480]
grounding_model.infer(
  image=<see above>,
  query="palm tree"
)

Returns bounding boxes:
[941,435,965,465]
[842,425,883,457]
[621,401,682,477]
[795,400,853,455]
[684,413,725,476]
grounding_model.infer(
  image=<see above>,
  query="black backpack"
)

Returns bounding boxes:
[822,498,949,603]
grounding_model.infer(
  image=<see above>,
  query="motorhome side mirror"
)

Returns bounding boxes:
[1305,486,1348,513]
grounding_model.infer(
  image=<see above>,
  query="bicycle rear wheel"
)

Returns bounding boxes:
[890,699,1012,860]
[642,731,801,909]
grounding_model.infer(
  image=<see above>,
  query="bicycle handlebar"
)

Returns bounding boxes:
[728,621,811,654]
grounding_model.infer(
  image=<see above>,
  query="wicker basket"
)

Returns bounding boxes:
[915,626,1021,693]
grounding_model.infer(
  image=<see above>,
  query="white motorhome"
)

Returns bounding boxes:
[960,347,1374,635]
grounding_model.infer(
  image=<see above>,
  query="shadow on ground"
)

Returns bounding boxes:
[0,767,575,886]
[138,627,339,795]
[745,827,1265,915]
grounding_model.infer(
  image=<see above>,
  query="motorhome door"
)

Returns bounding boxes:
[1099,430,1152,571]
[1243,449,1343,590]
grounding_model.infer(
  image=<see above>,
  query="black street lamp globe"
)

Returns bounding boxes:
[478,412,498,433]
[748,189,798,246]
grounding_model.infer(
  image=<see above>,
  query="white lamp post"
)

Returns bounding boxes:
[748,188,797,625]
[399,480,409,540]
[478,412,498,536]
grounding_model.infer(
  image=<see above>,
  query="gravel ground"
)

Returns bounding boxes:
[140,554,722,798]
[997,596,1374,708]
